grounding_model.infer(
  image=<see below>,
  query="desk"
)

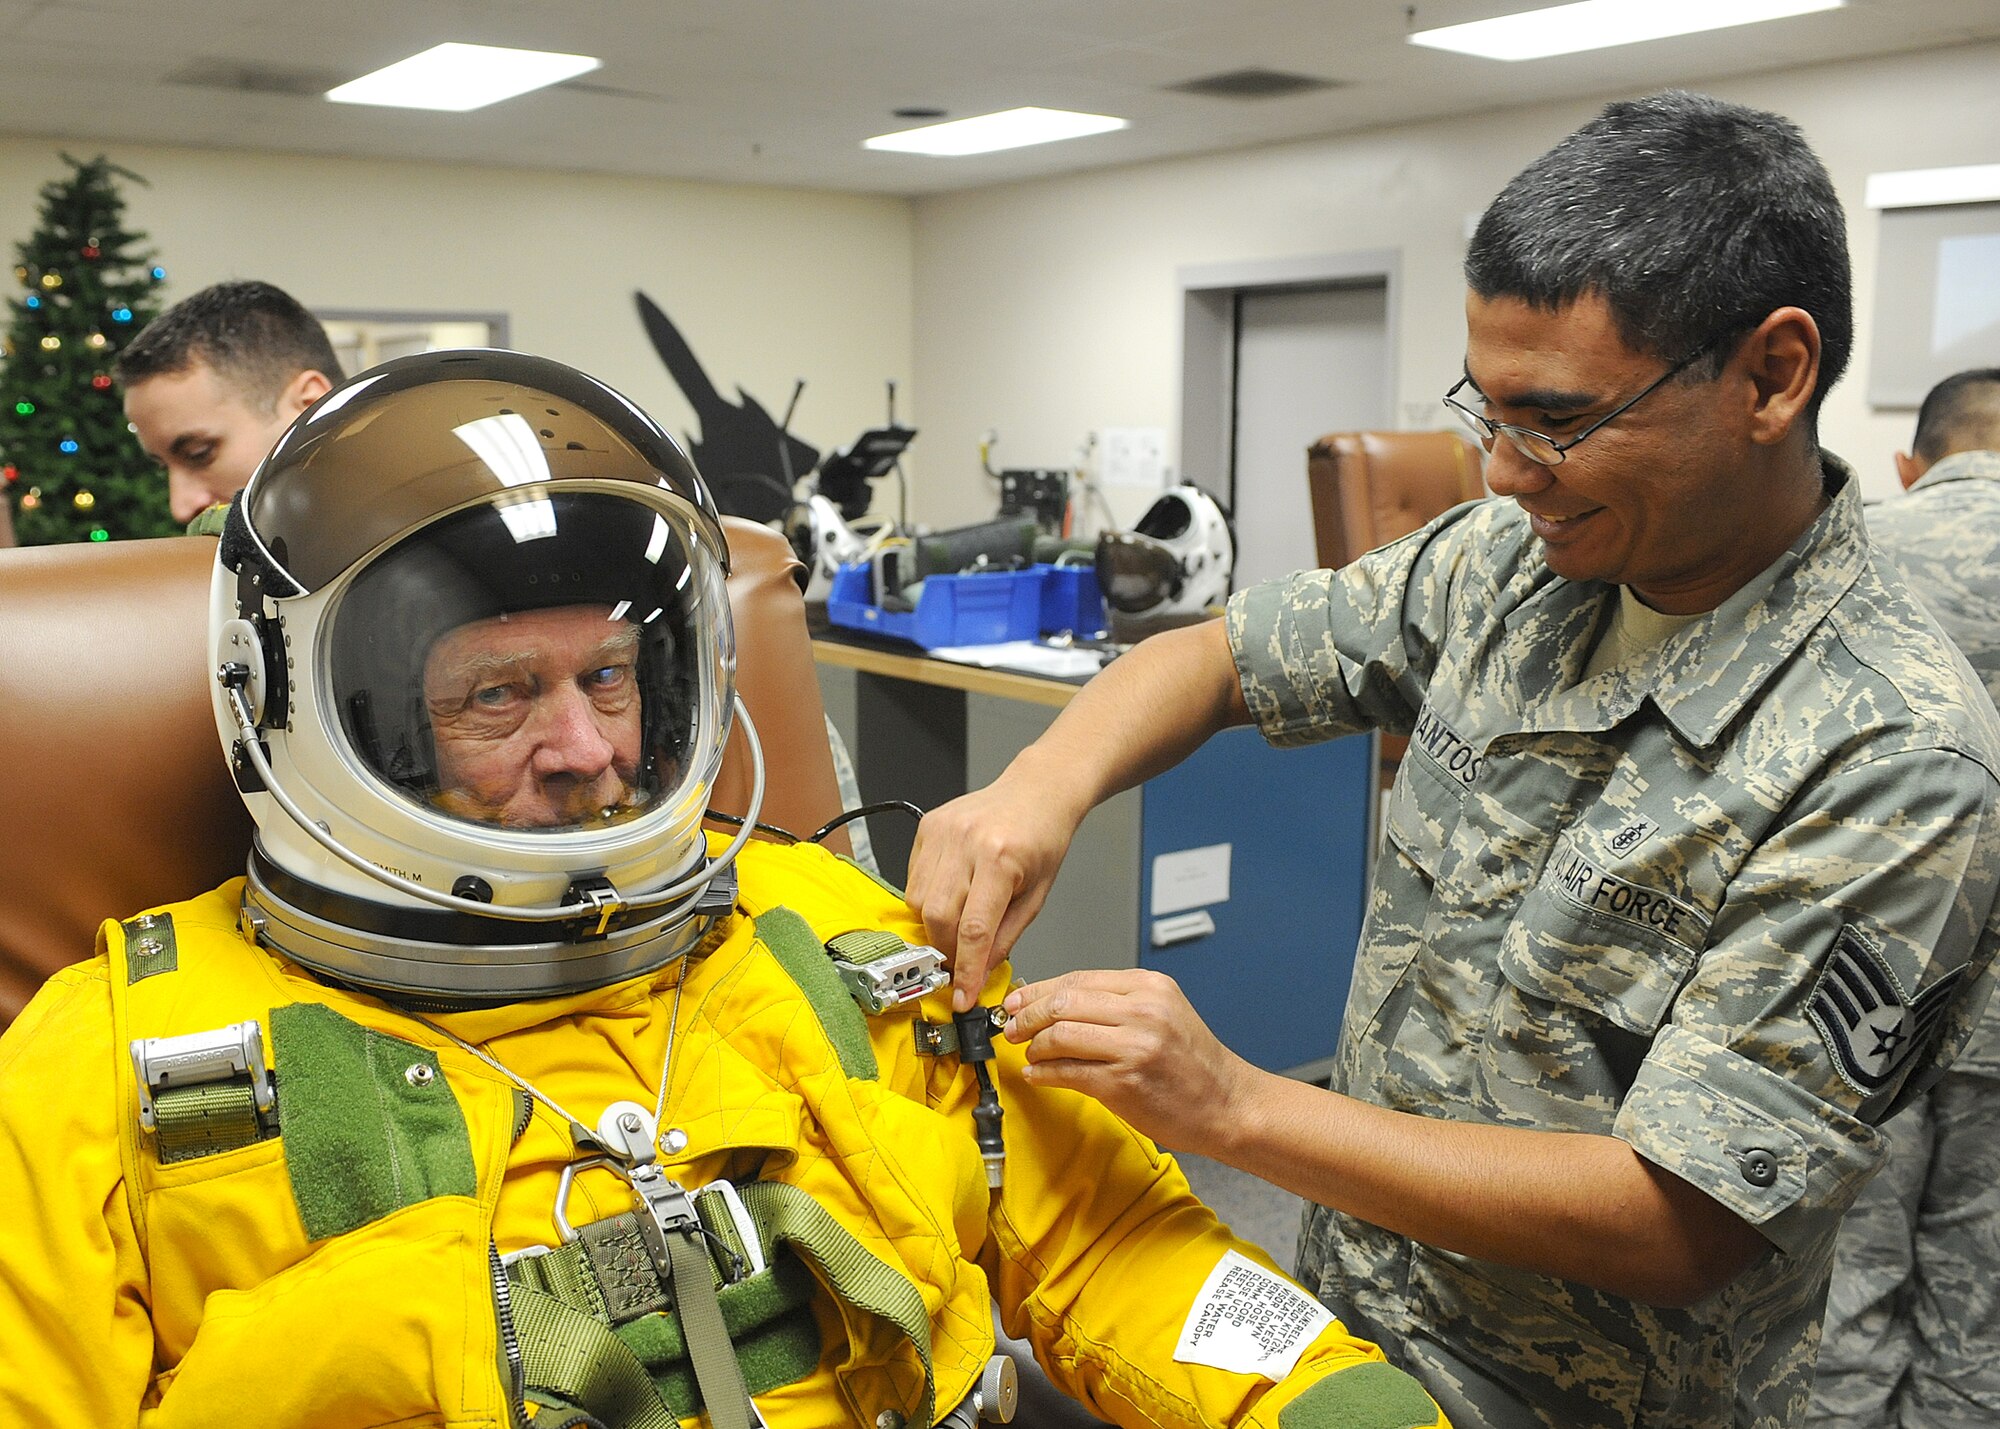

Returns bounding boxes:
[814,631,1374,1075]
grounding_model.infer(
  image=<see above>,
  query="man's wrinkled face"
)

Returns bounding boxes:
[423,605,646,829]
[124,362,297,524]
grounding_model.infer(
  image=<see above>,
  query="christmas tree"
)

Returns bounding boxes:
[0,154,171,544]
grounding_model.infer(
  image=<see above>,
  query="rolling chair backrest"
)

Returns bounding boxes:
[1305,430,1484,570]
[0,517,845,1025]
[1304,431,1485,794]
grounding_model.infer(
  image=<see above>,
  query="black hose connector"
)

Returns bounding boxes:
[953,1006,1007,1189]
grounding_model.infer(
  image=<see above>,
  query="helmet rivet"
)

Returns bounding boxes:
[405,1063,436,1088]
[661,1127,689,1155]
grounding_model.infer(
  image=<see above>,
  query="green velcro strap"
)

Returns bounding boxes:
[755,907,877,1081]
[738,1179,934,1429]
[1277,1362,1442,1429]
[824,930,908,965]
[269,1003,478,1241]
[122,912,178,983]
[615,1253,820,1385]
[511,1286,679,1429]
[153,1079,266,1163]
[514,1177,933,1425]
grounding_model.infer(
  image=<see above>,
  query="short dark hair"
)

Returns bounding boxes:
[1912,368,2000,464]
[114,280,344,409]
[1465,91,1852,429]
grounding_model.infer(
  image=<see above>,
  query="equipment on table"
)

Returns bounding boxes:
[1094,484,1234,625]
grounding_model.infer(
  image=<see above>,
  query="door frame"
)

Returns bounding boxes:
[1176,249,1400,511]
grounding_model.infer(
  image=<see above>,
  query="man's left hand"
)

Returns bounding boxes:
[1002,969,1258,1151]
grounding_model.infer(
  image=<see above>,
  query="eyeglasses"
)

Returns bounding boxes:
[1443,338,1722,467]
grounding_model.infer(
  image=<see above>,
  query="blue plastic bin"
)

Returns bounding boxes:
[826,562,1045,649]
[1035,563,1107,637]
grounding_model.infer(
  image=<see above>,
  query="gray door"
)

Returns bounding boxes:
[1229,283,1390,590]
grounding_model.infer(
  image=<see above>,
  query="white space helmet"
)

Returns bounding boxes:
[1094,484,1235,620]
[211,349,758,1005]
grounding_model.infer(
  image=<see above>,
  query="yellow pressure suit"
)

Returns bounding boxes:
[0,838,1445,1429]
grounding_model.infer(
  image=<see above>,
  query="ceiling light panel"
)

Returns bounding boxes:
[1409,0,1845,62]
[864,107,1127,157]
[327,42,600,112]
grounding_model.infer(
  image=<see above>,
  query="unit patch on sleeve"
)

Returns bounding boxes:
[1808,925,1963,1097]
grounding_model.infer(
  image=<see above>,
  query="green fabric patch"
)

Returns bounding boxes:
[122,912,179,983]
[270,1002,478,1241]
[1277,1362,1441,1429]
[755,907,877,1081]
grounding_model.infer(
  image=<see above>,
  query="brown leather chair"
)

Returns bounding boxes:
[1305,430,1484,570]
[1305,431,1485,792]
[0,516,845,1025]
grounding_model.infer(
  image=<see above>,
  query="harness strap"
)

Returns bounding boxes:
[509,1286,678,1429]
[662,1216,756,1429]
[736,1180,936,1429]
[510,1179,935,1429]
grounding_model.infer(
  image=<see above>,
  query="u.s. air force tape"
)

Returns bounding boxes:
[1544,843,1708,948]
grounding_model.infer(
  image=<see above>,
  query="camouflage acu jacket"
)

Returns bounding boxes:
[1225,464,2000,1429]
[1866,450,2000,711]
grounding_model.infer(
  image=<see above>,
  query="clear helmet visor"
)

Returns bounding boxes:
[326,490,732,836]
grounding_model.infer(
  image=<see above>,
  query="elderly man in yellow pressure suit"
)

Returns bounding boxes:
[0,349,1447,1429]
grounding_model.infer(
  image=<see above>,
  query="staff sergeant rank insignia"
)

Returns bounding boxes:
[1808,926,1962,1096]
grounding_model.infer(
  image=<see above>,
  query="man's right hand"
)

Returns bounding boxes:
[907,762,1087,1010]
[908,618,1250,1010]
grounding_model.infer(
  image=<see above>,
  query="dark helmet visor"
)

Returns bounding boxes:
[1094,531,1185,614]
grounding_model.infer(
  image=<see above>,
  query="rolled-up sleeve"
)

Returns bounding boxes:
[1616,746,2000,1254]
[1225,501,1491,749]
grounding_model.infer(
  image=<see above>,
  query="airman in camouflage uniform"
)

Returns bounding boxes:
[1239,464,2000,1428]
[1810,375,2000,1428]
[905,94,2000,1429]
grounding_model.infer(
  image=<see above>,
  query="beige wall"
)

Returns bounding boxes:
[0,138,914,492]
[910,39,2000,526]
[8,39,1998,537]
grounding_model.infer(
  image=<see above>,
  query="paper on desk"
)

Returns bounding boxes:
[924,640,1102,678]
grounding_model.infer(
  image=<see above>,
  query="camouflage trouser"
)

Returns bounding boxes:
[1808,1058,2000,1427]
